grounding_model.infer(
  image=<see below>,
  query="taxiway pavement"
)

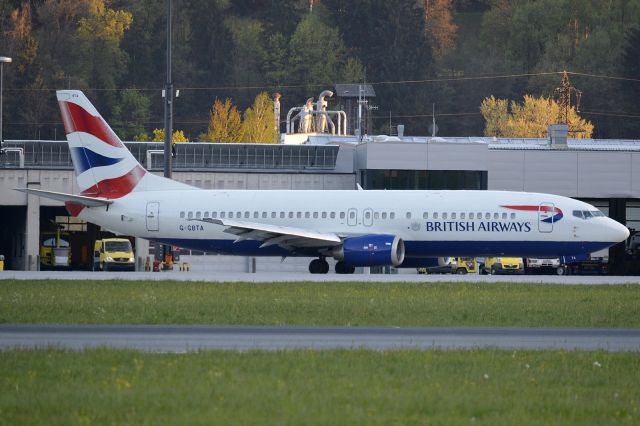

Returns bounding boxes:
[1,271,639,284]
[1,324,638,352]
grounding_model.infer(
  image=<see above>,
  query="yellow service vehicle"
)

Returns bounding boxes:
[39,227,71,270]
[483,257,524,275]
[93,238,135,271]
[418,257,478,275]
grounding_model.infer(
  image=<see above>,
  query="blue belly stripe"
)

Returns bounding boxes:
[154,238,614,259]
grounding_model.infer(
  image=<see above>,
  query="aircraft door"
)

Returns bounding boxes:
[146,202,160,231]
[538,202,555,233]
[363,208,373,227]
[347,208,358,226]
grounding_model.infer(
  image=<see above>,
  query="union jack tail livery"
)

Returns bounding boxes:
[56,90,189,199]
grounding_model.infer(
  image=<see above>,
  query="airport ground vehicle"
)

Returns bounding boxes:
[93,238,135,271]
[418,257,477,275]
[525,258,561,275]
[483,257,524,275]
[39,227,71,270]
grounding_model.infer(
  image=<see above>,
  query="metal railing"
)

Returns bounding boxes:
[0,141,339,170]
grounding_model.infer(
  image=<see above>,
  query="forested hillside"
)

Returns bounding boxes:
[1,0,639,141]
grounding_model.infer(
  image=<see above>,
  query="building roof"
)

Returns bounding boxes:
[334,84,376,98]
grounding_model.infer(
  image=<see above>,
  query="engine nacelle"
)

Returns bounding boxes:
[330,235,405,267]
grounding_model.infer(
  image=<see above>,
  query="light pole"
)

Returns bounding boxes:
[0,56,12,149]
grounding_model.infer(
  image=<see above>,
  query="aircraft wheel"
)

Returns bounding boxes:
[456,268,467,275]
[309,258,329,274]
[335,261,355,274]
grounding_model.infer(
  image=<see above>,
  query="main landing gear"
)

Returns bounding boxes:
[308,258,356,274]
[309,257,329,274]
[335,261,355,274]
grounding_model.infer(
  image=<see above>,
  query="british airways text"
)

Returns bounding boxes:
[425,221,532,233]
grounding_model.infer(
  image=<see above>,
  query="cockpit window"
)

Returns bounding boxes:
[573,210,605,220]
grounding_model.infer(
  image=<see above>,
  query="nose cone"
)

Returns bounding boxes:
[609,219,630,243]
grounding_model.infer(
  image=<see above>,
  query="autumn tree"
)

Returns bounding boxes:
[423,0,457,57]
[241,92,276,143]
[152,128,189,143]
[205,98,243,142]
[481,95,594,138]
[75,1,132,114]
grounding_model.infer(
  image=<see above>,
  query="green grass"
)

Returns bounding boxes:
[1,280,640,327]
[0,348,638,425]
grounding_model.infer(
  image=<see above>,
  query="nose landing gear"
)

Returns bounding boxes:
[309,257,329,274]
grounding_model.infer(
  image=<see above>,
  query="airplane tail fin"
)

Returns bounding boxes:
[57,90,189,198]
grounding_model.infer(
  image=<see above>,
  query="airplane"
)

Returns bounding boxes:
[17,90,630,274]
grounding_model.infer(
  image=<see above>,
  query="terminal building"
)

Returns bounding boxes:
[0,88,639,273]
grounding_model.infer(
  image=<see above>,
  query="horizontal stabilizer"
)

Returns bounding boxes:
[14,188,113,207]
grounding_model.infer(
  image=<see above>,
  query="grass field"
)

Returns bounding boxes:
[1,348,638,425]
[1,280,639,327]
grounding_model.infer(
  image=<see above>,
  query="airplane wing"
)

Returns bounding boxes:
[194,218,342,249]
[14,188,113,207]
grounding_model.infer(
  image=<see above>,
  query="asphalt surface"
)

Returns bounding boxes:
[1,270,639,284]
[1,324,639,352]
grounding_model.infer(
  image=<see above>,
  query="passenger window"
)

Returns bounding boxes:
[322,212,327,219]
[204,211,209,218]
[288,212,294,218]
[212,212,218,218]
[253,212,259,219]
[271,212,276,218]
[469,213,474,219]
[262,212,267,219]
[313,212,318,219]
[406,212,412,219]
[374,212,379,220]
[485,213,491,220]
[365,211,371,219]
[350,211,356,219]
[297,212,302,219]
[237,211,241,218]
[494,213,499,220]
[460,213,465,219]
[390,212,396,219]
[510,213,515,219]
[442,212,448,220]
[305,212,310,219]
[433,212,438,219]
[220,212,226,218]
[280,212,285,219]
[477,212,482,219]
[451,212,456,220]
[244,212,250,219]
[229,212,234,218]
[330,212,336,219]
[502,213,507,220]
[180,211,185,218]
[382,212,387,219]
[196,212,201,219]
[340,212,345,219]
[188,211,193,219]
[423,212,428,219]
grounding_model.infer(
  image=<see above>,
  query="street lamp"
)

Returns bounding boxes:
[0,56,12,148]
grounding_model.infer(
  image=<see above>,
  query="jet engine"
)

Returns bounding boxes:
[328,235,405,266]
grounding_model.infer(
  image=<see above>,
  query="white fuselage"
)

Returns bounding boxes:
[78,188,628,259]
